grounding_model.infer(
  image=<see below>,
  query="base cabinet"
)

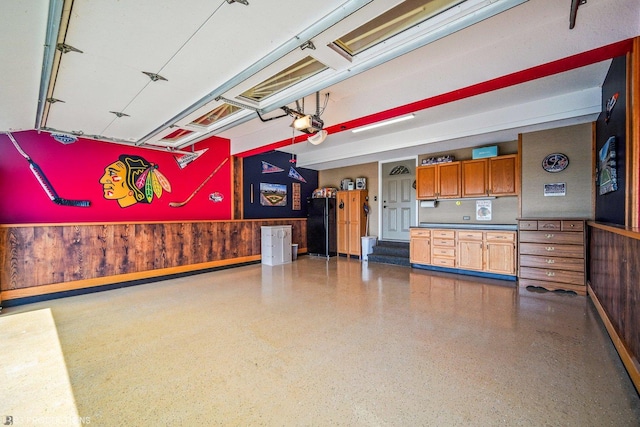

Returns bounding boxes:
[517,218,586,294]
[411,227,517,278]
[485,232,517,275]
[337,190,368,257]
[457,230,483,270]
[410,229,431,264]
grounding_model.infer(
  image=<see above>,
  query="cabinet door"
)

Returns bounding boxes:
[410,237,431,264]
[489,155,518,196]
[458,240,484,270]
[336,192,349,254]
[486,242,516,275]
[438,162,461,198]
[347,192,360,255]
[462,159,488,197]
[416,166,437,199]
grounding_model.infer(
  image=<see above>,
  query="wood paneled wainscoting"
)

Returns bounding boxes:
[588,222,640,393]
[0,219,306,305]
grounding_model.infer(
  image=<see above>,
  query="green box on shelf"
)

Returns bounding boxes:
[472,146,498,159]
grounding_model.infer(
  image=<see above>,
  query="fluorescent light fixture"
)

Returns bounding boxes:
[352,114,415,133]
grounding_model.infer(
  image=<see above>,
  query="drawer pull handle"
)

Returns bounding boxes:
[546,271,555,277]
[545,234,554,239]
[545,247,555,251]
[542,224,557,229]
[545,259,555,264]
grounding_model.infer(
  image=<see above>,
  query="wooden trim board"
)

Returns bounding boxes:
[588,283,640,394]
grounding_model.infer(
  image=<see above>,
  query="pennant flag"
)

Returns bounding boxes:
[261,161,284,173]
[288,167,307,183]
[174,148,208,169]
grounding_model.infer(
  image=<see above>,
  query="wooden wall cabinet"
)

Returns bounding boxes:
[461,154,519,198]
[416,162,461,200]
[337,190,368,257]
[461,160,488,198]
[488,154,519,196]
[518,218,586,294]
[409,228,431,264]
[419,155,518,200]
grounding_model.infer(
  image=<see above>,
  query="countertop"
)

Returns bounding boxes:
[416,223,517,231]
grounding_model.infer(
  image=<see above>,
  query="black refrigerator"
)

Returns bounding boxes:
[307,197,337,258]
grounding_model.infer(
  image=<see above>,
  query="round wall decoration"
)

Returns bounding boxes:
[542,153,569,173]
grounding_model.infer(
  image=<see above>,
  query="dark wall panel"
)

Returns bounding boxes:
[595,55,627,225]
[243,151,318,219]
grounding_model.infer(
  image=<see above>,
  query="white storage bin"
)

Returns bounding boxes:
[261,226,292,265]
[361,236,377,261]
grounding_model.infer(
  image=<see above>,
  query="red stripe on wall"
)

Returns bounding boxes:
[236,38,634,158]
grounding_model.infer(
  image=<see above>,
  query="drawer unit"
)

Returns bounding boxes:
[519,254,584,271]
[457,230,483,241]
[410,229,431,238]
[486,232,516,242]
[432,238,456,247]
[432,230,455,239]
[519,242,584,258]
[519,231,583,245]
[433,247,456,257]
[517,219,586,294]
[519,267,585,285]
[431,229,456,267]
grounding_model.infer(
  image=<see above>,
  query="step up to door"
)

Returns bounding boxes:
[367,241,410,266]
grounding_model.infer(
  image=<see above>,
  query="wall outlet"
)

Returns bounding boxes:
[463,216,471,220]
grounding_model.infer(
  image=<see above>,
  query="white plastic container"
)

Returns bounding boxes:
[361,236,377,261]
[261,226,292,265]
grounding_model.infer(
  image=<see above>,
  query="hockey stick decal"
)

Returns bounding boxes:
[169,157,228,208]
[5,132,91,207]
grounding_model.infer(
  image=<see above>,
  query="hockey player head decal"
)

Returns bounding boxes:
[100,155,171,208]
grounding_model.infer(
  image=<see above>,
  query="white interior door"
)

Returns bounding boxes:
[381,159,416,241]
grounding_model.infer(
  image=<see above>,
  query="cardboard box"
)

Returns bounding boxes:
[472,146,498,159]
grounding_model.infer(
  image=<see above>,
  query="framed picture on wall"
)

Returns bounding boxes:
[292,183,301,210]
[260,183,287,206]
[598,136,618,195]
[544,182,566,197]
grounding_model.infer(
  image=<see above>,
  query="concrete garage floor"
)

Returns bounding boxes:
[2,256,639,426]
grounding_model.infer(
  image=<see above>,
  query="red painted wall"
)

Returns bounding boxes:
[0,131,231,224]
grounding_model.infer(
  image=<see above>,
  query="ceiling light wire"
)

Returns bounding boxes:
[100,2,228,138]
[136,0,373,146]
